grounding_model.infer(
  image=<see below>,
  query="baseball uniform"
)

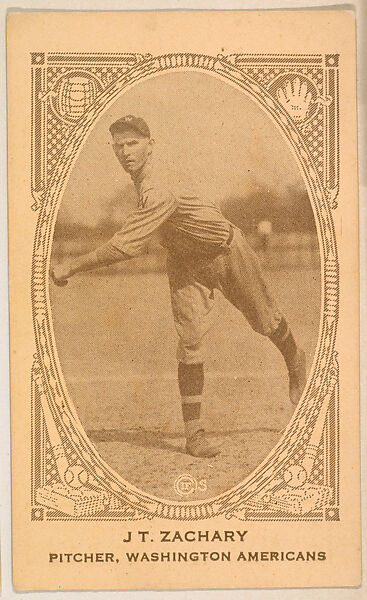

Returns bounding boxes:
[70,114,306,458]
[95,157,282,365]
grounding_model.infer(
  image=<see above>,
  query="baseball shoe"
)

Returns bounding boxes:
[288,348,307,406]
[186,430,221,458]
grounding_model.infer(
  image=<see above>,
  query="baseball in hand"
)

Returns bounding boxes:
[50,262,71,287]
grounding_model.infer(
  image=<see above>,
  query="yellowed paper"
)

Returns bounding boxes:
[7,10,360,591]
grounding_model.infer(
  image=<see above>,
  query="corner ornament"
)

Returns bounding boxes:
[275,76,331,127]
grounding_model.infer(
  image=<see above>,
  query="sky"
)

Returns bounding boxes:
[58,70,307,227]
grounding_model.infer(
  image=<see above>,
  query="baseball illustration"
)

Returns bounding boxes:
[283,465,308,488]
[64,465,89,489]
[50,71,103,123]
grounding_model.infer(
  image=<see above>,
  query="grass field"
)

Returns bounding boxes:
[50,260,321,502]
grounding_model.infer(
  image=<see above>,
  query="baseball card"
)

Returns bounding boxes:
[7,9,361,591]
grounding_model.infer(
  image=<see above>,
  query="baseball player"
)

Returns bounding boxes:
[51,115,307,458]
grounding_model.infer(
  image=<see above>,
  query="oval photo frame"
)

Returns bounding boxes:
[32,53,338,521]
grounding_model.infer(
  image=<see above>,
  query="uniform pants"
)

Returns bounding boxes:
[167,226,282,365]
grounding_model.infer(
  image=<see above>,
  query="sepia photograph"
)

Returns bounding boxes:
[49,70,321,501]
[7,8,361,592]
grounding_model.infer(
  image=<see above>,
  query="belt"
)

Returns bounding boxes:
[226,224,234,246]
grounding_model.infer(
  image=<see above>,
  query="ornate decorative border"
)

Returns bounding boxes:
[30,52,340,521]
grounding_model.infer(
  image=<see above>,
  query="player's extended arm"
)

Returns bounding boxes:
[51,246,129,286]
[51,187,177,286]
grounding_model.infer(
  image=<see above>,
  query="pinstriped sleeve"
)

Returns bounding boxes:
[94,187,178,265]
[94,243,130,266]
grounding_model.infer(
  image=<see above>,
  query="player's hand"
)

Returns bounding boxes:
[50,261,72,287]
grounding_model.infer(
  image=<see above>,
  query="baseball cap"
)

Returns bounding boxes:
[109,115,151,138]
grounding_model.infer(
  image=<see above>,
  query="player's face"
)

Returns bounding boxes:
[112,129,153,174]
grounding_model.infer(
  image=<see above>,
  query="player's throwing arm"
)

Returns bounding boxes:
[50,248,111,287]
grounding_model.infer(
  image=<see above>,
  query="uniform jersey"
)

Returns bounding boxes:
[94,155,281,365]
[95,158,231,264]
